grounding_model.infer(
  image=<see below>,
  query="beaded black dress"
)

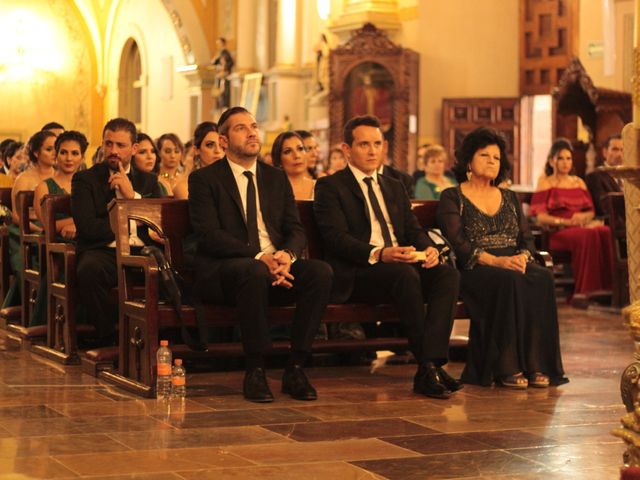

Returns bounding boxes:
[437,186,567,386]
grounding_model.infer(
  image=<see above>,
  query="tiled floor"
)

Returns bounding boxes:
[0,304,630,479]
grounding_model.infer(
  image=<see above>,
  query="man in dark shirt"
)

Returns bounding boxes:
[314,115,461,399]
[585,134,623,216]
[72,118,161,345]
[189,107,332,403]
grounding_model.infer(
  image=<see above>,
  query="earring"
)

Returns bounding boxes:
[466,168,472,181]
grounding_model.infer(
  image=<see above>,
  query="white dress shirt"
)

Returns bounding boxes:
[227,159,276,255]
[348,164,398,263]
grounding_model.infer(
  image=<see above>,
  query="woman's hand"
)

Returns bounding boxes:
[492,254,527,273]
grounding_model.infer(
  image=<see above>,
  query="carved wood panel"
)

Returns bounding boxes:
[520,0,579,95]
[329,23,419,173]
[442,98,521,182]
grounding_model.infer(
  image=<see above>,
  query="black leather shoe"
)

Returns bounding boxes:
[243,368,274,403]
[413,362,451,399]
[282,365,317,401]
[437,366,463,392]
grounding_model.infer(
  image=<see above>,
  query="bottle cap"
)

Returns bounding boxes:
[160,340,168,346]
[175,359,182,366]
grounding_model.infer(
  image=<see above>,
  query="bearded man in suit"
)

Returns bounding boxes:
[188,107,332,403]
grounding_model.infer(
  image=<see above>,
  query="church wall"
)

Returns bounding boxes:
[104,0,193,142]
[0,0,94,145]
[413,0,519,145]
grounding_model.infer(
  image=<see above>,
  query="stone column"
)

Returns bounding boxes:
[611,0,640,468]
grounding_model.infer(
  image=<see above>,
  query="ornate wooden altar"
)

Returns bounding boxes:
[552,57,631,177]
[329,23,419,172]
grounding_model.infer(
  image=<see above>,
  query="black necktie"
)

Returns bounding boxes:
[243,171,260,251]
[363,176,393,247]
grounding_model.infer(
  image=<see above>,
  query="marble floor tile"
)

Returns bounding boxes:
[405,409,555,433]
[109,425,292,450]
[507,442,626,471]
[0,456,77,478]
[0,404,63,420]
[460,429,558,449]
[54,447,253,476]
[0,432,130,458]
[264,418,436,441]
[225,438,420,464]
[0,414,171,437]
[353,450,549,479]
[154,407,320,429]
[176,462,385,479]
[292,399,442,421]
[381,432,497,455]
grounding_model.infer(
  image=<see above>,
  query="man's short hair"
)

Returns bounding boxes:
[55,130,89,155]
[103,118,137,144]
[41,122,65,132]
[295,130,313,140]
[343,115,381,146]
[218,106,250,136]
[603,134,622,150]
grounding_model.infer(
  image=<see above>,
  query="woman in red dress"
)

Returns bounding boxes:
[530,138,612,297]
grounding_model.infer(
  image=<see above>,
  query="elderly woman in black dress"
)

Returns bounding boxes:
[437,127,567,388]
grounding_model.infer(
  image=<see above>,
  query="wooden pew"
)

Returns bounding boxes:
[602,192,628,307]
[30,195,96,364]
[100,198,551,398]
[0,187,18,328]
[6,191,47,346]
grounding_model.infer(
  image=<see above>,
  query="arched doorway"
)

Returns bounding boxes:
[118,38,142,125]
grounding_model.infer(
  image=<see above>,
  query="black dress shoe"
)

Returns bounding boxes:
[437,366,463,392]
[413,362,451,399]
[243,368,274,403]
[282,365,317,401]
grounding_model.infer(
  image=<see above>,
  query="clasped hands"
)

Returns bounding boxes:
[108,161,135,199]
[380,246,441,269]
[260,250,294,288]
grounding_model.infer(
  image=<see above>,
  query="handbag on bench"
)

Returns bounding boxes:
[140,246,209,352]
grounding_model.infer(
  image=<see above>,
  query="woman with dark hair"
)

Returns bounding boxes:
[156,133,184,195]
[2,130,57,308]
[437,127,567,389]
[173,122,224,200]
[0,141,27,187]
[134,133,168,197]
[272,131,316,200]
[530,138,612,298]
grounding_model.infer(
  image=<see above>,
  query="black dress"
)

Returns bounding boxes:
[437,186,567,386]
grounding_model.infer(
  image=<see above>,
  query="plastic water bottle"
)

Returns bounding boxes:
[156,340,172,400]
[171,358,186,398]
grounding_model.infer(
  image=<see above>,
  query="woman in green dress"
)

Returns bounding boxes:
[30,131,87,326]
[133,133,169,197]
[414,144,457,200]
[2,130,56,309]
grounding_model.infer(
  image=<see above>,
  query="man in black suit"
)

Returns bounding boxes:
[72,118,161,345]
[314,115,461,399]
[379,140,415,198]
[585,134,623,217]
[189,107,332,403]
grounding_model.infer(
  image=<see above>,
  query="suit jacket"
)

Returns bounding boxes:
[71,162,161,254]
[188,158,306,264]
[585,169,621,217]
[381,165,415,198]
[314,167,433,302]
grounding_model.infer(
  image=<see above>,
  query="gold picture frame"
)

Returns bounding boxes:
[240,73,263,116]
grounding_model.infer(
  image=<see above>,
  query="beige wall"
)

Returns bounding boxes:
[414,0,519,144]
[0,0,93,144]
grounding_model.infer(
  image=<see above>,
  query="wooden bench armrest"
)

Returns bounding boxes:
[534,251,553,269]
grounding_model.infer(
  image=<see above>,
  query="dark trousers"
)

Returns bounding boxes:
[349,263,459,365]
[77,248,117,339]
[197,258,333,358]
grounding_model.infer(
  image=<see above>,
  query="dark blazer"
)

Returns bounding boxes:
[314,167,433,302]
[381,165,415,198]
[585,169,621,217]
[71,162,161,254]
[188,157,306,262]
